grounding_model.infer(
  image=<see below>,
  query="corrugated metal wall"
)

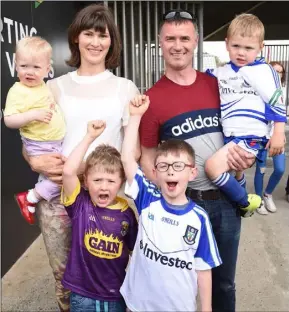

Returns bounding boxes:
[105,1,203,92]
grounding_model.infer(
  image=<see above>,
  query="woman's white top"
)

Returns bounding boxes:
[47,70,139,159]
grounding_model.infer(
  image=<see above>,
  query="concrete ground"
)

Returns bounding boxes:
[2,164,289,311]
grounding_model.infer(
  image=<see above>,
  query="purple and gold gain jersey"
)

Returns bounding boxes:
[62,181,138,301]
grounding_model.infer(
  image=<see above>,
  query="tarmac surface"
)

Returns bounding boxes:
[2,150,289,311]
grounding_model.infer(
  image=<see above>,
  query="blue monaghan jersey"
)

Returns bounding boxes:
[120,168,221,312]
[207,58,286,138]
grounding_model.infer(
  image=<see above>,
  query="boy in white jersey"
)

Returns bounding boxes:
[205,14,286,217]
[4,36,66,224]
[120,95,221,312]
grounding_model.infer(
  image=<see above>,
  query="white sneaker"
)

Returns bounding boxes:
[257,200,268,215]
[263,194,277,213]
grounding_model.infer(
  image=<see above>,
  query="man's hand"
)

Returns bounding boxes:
[130,95,150,116]
[31,109,53,124]
[227,145,255,171]
[86,120,106,140]
[266,133,285,157]
[29,153,65,184]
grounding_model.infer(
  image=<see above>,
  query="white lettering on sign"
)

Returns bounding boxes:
[1,17,54,79]
[6,52,16,77]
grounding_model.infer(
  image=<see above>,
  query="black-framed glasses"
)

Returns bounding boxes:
[163,10,195,21]
[155,161,194,172]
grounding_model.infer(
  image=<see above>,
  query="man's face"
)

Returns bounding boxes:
[160,21,198,71]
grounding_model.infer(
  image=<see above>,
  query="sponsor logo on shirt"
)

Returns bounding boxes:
[102,215,115,222]
[183,225,198,245]
[171,114,220,137]
[161,217,179,226]
[84,229,123,259]
[140,240,193,270]
[219,79,258,96]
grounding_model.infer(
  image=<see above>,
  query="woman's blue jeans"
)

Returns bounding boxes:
[254,151,286,196]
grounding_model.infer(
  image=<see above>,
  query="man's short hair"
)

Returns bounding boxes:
[155,139,195,166]
[16,36,52,62]
[227,13,265,42]
[85,144,125,181]
[159,9,198,35]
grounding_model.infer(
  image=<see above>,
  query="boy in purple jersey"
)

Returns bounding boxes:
[61,120,138,312]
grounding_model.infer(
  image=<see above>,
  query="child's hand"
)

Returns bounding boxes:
[87,120,106,140]
[32,109,53,124]
[266,133,285,156]
[129,95,150,116]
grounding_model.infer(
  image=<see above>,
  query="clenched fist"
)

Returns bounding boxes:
[87,120,106,140]
[129,94,150,116]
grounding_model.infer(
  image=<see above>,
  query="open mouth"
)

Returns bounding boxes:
[99,194,109,201]
[166,182,178,191]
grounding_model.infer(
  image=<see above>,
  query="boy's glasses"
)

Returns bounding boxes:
[155,161,194,172]
[163,10,195,21]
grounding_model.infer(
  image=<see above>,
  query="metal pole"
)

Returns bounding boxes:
[197,2,204,71]
[147,1,152,88]
[154,1,160,82]
[113,1,120,76]
[139,1,144,92]
[122,2,128,78]
[131,1,136,82]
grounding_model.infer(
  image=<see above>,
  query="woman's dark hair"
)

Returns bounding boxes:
[66,4,121,69]
[269,61,286,86]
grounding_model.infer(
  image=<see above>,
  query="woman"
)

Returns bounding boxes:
[24,4,139,311]
[254,61,286,215]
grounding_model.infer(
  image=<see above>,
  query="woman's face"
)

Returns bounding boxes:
[77,27,111,69]
[272,64,284,82]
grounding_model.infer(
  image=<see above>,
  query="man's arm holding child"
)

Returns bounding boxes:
[121,95,150,185]
[62,120,105,197]
[197,269,212,312]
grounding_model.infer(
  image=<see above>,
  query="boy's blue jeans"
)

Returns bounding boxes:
[194,197,241,312]
[70,293,126,312]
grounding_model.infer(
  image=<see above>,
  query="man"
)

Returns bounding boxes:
[139,9,254,312]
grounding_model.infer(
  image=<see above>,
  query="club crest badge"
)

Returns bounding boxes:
[120,221,129,236]
[183,225,198,245]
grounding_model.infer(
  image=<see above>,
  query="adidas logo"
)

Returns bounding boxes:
[172,114,220,136]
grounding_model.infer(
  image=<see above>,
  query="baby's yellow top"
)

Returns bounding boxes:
[4,81,66,141]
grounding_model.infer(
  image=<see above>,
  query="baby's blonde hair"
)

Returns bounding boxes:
[227,13,265,43]
[16,36,52,62]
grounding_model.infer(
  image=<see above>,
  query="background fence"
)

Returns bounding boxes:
[105,1,204,92]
